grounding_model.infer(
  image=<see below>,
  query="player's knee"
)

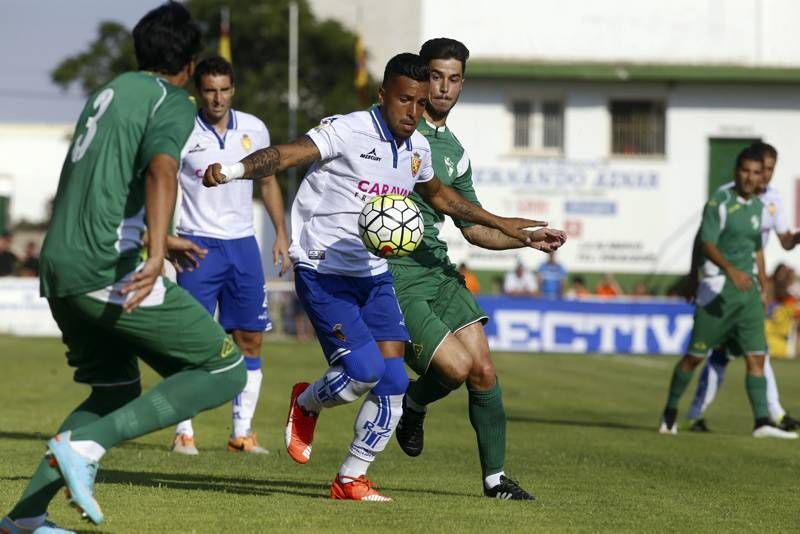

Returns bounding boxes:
[340,344,386,385]
[89,381,142,415]
[468,357,496,388]
[436,349,471,387]
[371,357,409,396]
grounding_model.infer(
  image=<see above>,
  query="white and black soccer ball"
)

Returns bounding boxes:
[358,194,424,258]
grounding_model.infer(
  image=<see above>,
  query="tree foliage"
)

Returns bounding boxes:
[51,0,375,152]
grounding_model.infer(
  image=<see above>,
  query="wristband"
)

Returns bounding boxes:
[219,162,245,182]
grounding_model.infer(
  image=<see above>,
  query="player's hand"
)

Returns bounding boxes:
[203,163,228,187]
[119,256,163,313]
[527,227,567,253]
[166,235,207,273]
[728,268,752,291]
[273,229,291,276]
[496,217,548,246]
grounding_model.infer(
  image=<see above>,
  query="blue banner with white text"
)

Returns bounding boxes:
[476,296,694,355]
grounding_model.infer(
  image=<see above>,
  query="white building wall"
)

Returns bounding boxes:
[421,0,800,67]
[444,81,800,274]
[0,124,71,223]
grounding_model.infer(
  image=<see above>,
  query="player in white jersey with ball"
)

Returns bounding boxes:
[685,141,800,432]
[172,56,289,455]
[203,53,565,501]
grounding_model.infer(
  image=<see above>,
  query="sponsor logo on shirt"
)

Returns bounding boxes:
[308,249,326,260]
[356,180,411,199]
[188,143,206,153]
[241,134,252,151]
[411,151,421,177]
[359,148,381,161]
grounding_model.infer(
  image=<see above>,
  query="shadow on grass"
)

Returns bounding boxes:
[507,414,654,432]
[98,469,331,499]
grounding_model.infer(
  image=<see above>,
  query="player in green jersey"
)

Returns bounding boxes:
[658,146,797,439]
[2,4,248,532]
[388,38,567,500]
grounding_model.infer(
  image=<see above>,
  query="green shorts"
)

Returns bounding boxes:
[391,263,487,376]
[49,277,241,386]
[687,283,765,357]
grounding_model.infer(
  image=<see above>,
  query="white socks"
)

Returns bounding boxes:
[764,355,786,422]
[70,439,106,463]
[484,471,505,489]
[232,364,263,438]
[175,419,194,437]
[347,393,402,463]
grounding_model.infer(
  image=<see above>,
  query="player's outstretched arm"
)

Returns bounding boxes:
[260,175,290,275]
[415,177,548,247]
[461,225,567,253]
[204,136,321,186]
[121,154,179,312]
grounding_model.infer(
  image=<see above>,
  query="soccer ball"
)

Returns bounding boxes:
[358,194,424,258]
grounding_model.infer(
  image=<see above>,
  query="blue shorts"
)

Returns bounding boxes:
[176,234,271,332]
[294,268,409,364]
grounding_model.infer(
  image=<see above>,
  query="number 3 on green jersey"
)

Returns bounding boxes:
[71,88,114,163]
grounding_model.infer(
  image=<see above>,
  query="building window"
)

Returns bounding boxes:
[511,98,564,153]
[610,100,665,156]
[512,101,531,148]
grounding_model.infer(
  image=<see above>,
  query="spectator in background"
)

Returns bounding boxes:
[458,262,480,294]
[631,280,651,298]
[0,232,18,276]
[565,275,590,298]
[503,261,538,297]
[537,252,567,299]
[595,273,622,298]
[16,241,40,277]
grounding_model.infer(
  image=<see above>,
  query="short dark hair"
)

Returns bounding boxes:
[382,53,429,88]
[749,141,778,160]
[194,56,235,89]
[735,145,764,169]
[133,2,201,75]
[419,38,470,74]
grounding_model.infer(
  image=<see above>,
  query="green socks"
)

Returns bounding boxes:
[468,381,506,478]
[407,370,457,408]
[72,365,245,449]
[666,365,694,410]
[746,375,769,421]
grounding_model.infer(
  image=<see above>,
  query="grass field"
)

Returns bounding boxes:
[2,335,800,532]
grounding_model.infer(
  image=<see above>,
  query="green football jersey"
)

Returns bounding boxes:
[699,187,763,280]
[389,119,480,269]
[40,71,195,297]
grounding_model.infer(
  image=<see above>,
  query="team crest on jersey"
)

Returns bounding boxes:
[751,215,759,230]
[241,134,252,151]
[332,324,346,342]
[768,202,776,215]
[411,152,421,177]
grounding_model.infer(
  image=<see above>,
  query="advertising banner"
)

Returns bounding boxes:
[478,296,694,355]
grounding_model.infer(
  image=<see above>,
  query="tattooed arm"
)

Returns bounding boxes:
[203,136,321,187]
[414,177,550,248]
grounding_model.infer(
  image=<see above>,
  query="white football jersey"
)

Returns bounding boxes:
[291,107,435,277]
[718,181,789,245]
[177,109,270,239]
